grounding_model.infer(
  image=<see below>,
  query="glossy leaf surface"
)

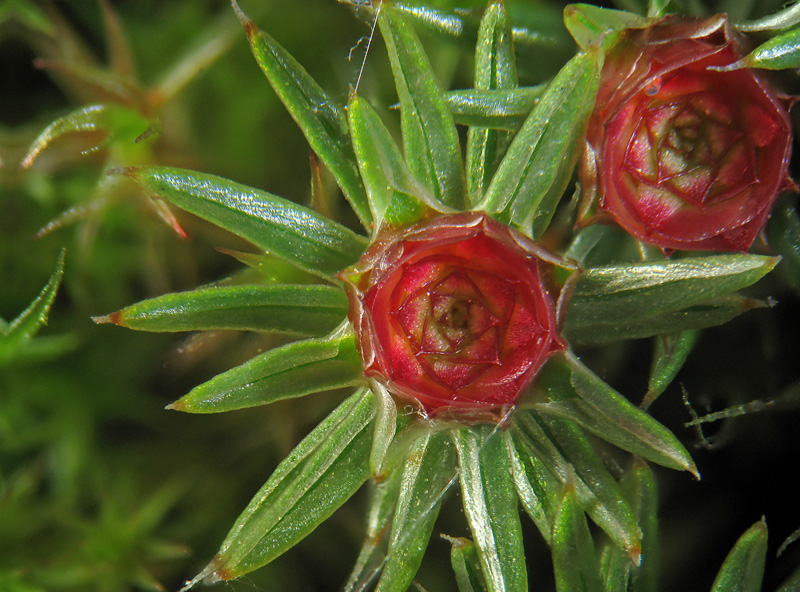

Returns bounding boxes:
[478,50,600,237]
[233,1,371,227]
[380,7,466,210]
[535,352,698,476]
[512,411,641,556]
[376,431,457,592]
[169,325,363,413]
[96,284,348,336]
[455,428,527,592]
[121,166,368,278]
[446,87,543,130]
[551,486,604,592]
[188,389,375,585]
[466,1,518,205]
[347,96,429,230]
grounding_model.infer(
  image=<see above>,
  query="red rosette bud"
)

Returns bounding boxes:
[579,15,794,252]
[339,212,566,417]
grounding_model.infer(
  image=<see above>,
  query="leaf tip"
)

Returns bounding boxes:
[92,311,123,326]
[230,0,258,39]
[106,166,137,179]
[165,399,185,412]
[628,543,642,566]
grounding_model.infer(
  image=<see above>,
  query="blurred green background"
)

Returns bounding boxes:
[2,1,799,591]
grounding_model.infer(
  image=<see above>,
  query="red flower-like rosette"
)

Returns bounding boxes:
[580,15,794,252]
[340,212,565,415]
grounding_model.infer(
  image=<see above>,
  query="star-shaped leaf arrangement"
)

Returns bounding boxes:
[94,2,789,590]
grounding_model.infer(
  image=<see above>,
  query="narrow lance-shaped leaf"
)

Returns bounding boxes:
[168,323,363,413]
[231,1,371,227]
[119,166,368,279]
[552,485,604,592]
[710,519,768,592]
[445,537,489,592]
[445,87,544,130]
[466,0,518,205]
[454,427,527,592]
[183,389,376,588]
[347,96,429,231]
[737,2,800,32]
[344,471,404,592]
[597,459,660,592]
[564,294,767,345]
[380,6,466,210]
[376,431,457,592]
[624,460,659,592]
[714,26,800,71]
[94,283,348,336]
[642,330,700,409]
[565,254,779,326]
[505,429,560,543]
[511,411,641,558]
[0,249,65,364]
[535,352,698,476]
[478,49,601,238]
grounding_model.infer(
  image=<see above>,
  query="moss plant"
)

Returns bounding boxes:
[5,0,800,591]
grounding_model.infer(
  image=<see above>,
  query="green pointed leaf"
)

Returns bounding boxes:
[120,166,368,279]
[454,427,527,592]
[768,200,800,291]
[95,284,347,336]
[737,2,800,32]
[347,96,429,230]
[511,411,641,557]
[552,486,604,592]
[376,431,457,592]
[21,104,148,168]
[599,458,660,592]
[505,429,560,543]
[564,4,647,51]
[563,254,779,340]
[466,0,518,205]
[217,249,318,284]
[624,460,659,592]
[535,352,698,476]
[599,546,631,592]
[446,537,489,592]
[187,389,375,585]
[642,330,700,409]
[446,87,544,130]
[380,6,466,210]
[478,50,601,238]
[565,295,765,344]
[232,2,371,227]
[344,471,404,592]
[169,324,363,413]
[1,249,65,364]
[716,26,800,70]
[710,519,768,592]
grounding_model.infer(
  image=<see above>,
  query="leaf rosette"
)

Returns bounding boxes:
[339,211,566,415]
[579,14,794,252]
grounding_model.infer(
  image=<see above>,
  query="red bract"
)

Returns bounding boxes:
[340,212,565,416]
[580,15,794,252]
